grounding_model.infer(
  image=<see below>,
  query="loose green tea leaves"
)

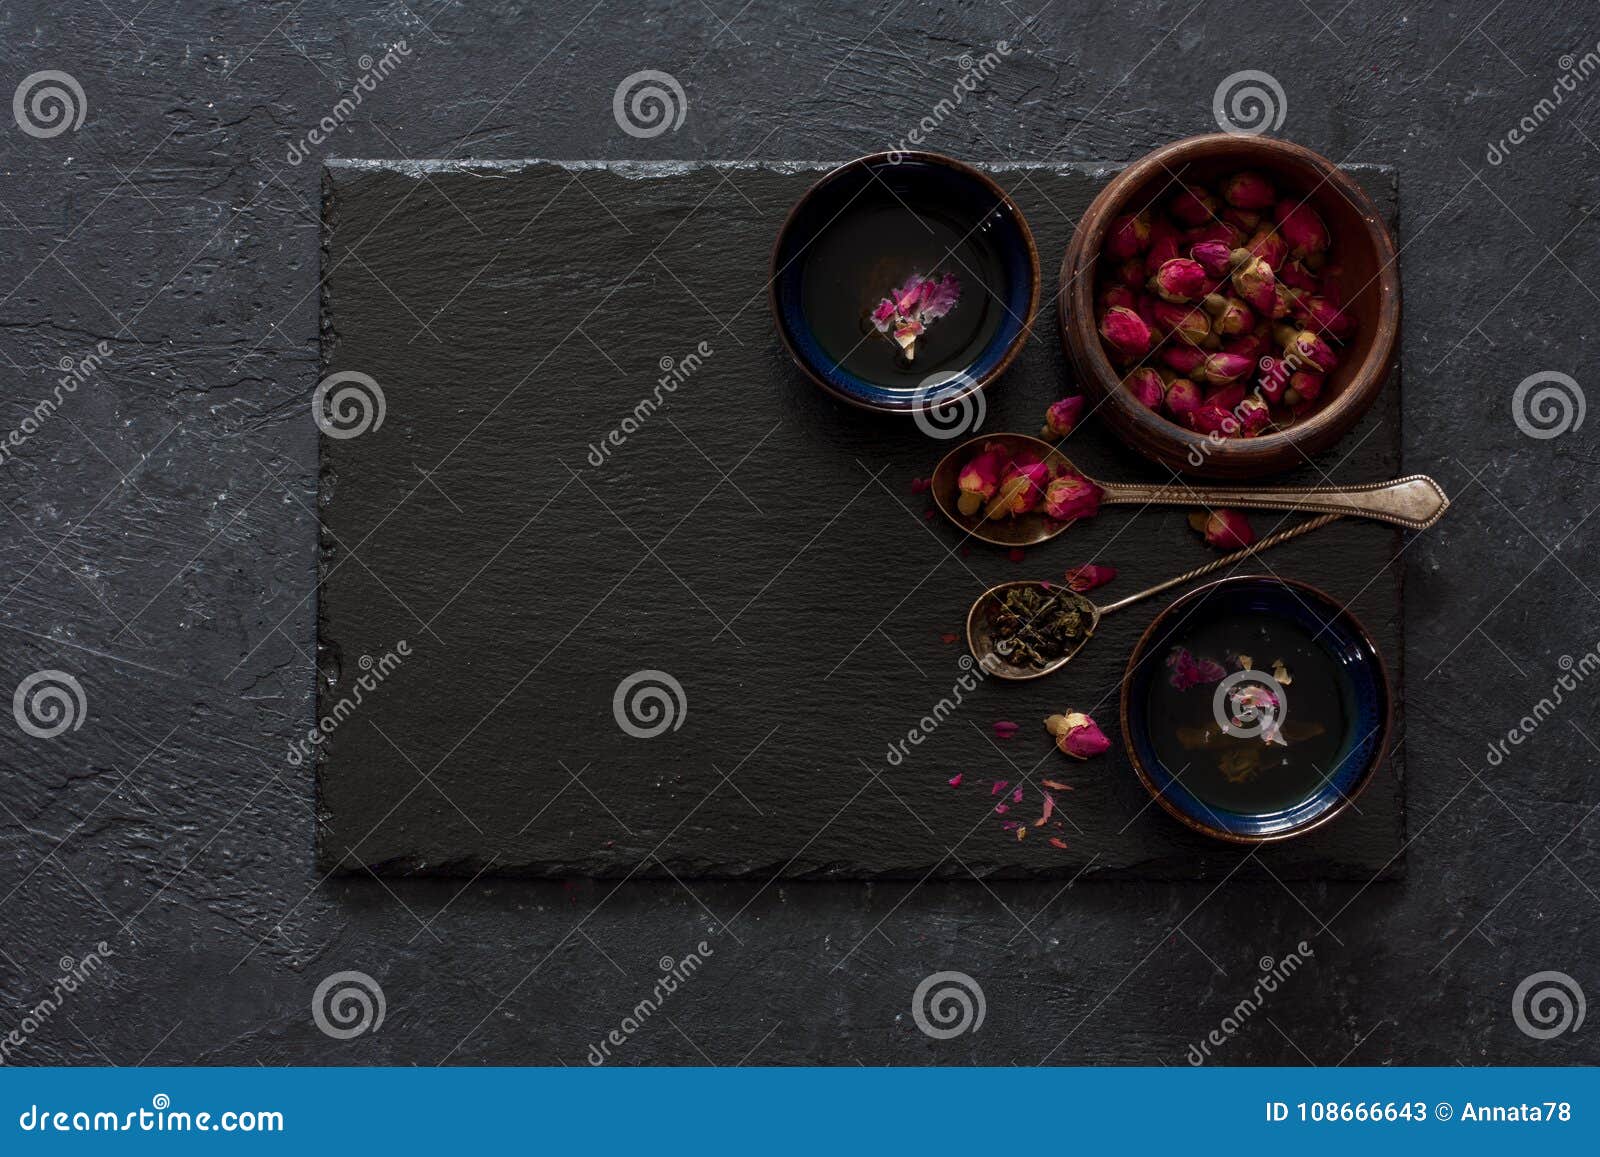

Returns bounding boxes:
[988,584,1095,668]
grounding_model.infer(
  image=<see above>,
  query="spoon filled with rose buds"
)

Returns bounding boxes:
[966,512,1343,680]
[929,432,1448,549]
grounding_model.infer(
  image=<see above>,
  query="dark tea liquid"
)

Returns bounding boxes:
[1145,611,1352,814]
[799,197,1005,387]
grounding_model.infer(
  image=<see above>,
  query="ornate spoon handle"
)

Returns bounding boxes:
[1096,474,1449,531]
[1098,513,1344,615]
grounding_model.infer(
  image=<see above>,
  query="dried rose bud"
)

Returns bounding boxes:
[1245,226,1288,270]
[1279,259,1318,292]
[1125,367,1166,409]
[1288,370,1325,402]
[1164,377,1203,422]
[1256,356,1291,404]
[1186,401,1234,435]
[956,448,1004,515]
[1161,344,1207,377]
[1271,283,1297,319]
[1136,292,1159,327]
[1286,329,1338,372]
[1222,330,1270,362]
[1043,471,1103,521]
[1109,257,1145,288]
[1099,305,1151,361]
[1201,351,1253,384]
[1139,227,1174,278]
[1294,294,1352,340]
[1151,257,1208,302]
[987,459,1050,518]
[1236,395,1270,436]
[1275,200,1329,256]
[1185,221,1242,248]
[1224,170,1277,210]
[1106,211,1152,259]
[1044,711,1112,760]
[1188,508,1256,549]
[1064,564,1117,592]
[1189,239,1236,279]
[1041,396,1086,439]
[1207,382,1246,410]
[1230,255,1277,316]
[1151,299,1210,346]
[1272,321,1301,349]
[1213,296,1254,336]
[1168,185,1218,226]
[1222,207,1261,233]
[1099,284,1137,312]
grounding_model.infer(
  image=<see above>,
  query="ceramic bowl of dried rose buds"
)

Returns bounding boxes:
[1059,134,1399,479]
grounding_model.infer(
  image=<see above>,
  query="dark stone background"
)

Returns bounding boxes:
[0,0,1596,1066]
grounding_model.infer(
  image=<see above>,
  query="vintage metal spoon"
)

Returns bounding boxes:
[931,433,1449,547]
[966,512,1343,681]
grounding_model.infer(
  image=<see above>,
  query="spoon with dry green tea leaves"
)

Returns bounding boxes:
[930,433,1449,548]
[966,512,1343,680]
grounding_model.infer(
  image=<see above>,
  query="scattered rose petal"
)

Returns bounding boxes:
[948,774,963,788]
[1001,819,1022,831]
[1042,779,1075,792]
[1064,564,1117,593]
[1010,788,1023,804]
[1187,508,1256,550]
[994,803,1010,814]
[990,780,1010,796]
[1167,646,1228,691]
[1016,826,1027,841]
[1049,837,1070,850]
[940,632,958,645]
[1033,792,1056,827]
[1008,547,1025,563]
[993,721,1020,740]
[910,477,931,494]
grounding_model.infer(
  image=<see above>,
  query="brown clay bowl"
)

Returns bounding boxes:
[1059,134,1400,480]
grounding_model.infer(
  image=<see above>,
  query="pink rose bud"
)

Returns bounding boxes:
[1161,344,1207,376]
[1289,370,1326,402]
[1168,185,1218,226]
[1151,257,1208,302]
[1271,283,1296,319]
[1207,382,1246,411]
[956,448,1005,515]
[1275,200,1329,256]
[1256,356,1290,404]
[1213,296,1254,336]
[1099,284,1137,312]
[1279,259,1318,292]
[1245,226,1288,270]
[1106,211,1152,259]
[1125,367,1166,410]
[1230,255,1278,316]
[1043,471,1103,521]
[1041,395,1087,438]
[1223,330,1271,362]
[1112,257,1146,288]
[1099,305,1152,361]
[1185,220,1242,248]
[1222,207,1261,233]
[1294,294,1352,340]
[1201,351,1253,384]
[1064,564,1117,593]
[1189,239,1235,279]
[1186,401,1234,435]
[1287,329,1338,372]
[987,459,1051,519]
[1044,711,1112,760]
[1143,221,1182,276]
[1236,395,1270,435]
[1189,509,1256,549]
[1164,377,1203,422]
[1224,170,1277,210]
[1151,299,1210,345]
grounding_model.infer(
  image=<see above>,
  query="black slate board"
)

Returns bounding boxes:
[316,159,1406,880]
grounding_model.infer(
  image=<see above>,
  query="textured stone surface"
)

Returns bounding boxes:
[0,0,1596,1067]
[319,159,1405,880]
